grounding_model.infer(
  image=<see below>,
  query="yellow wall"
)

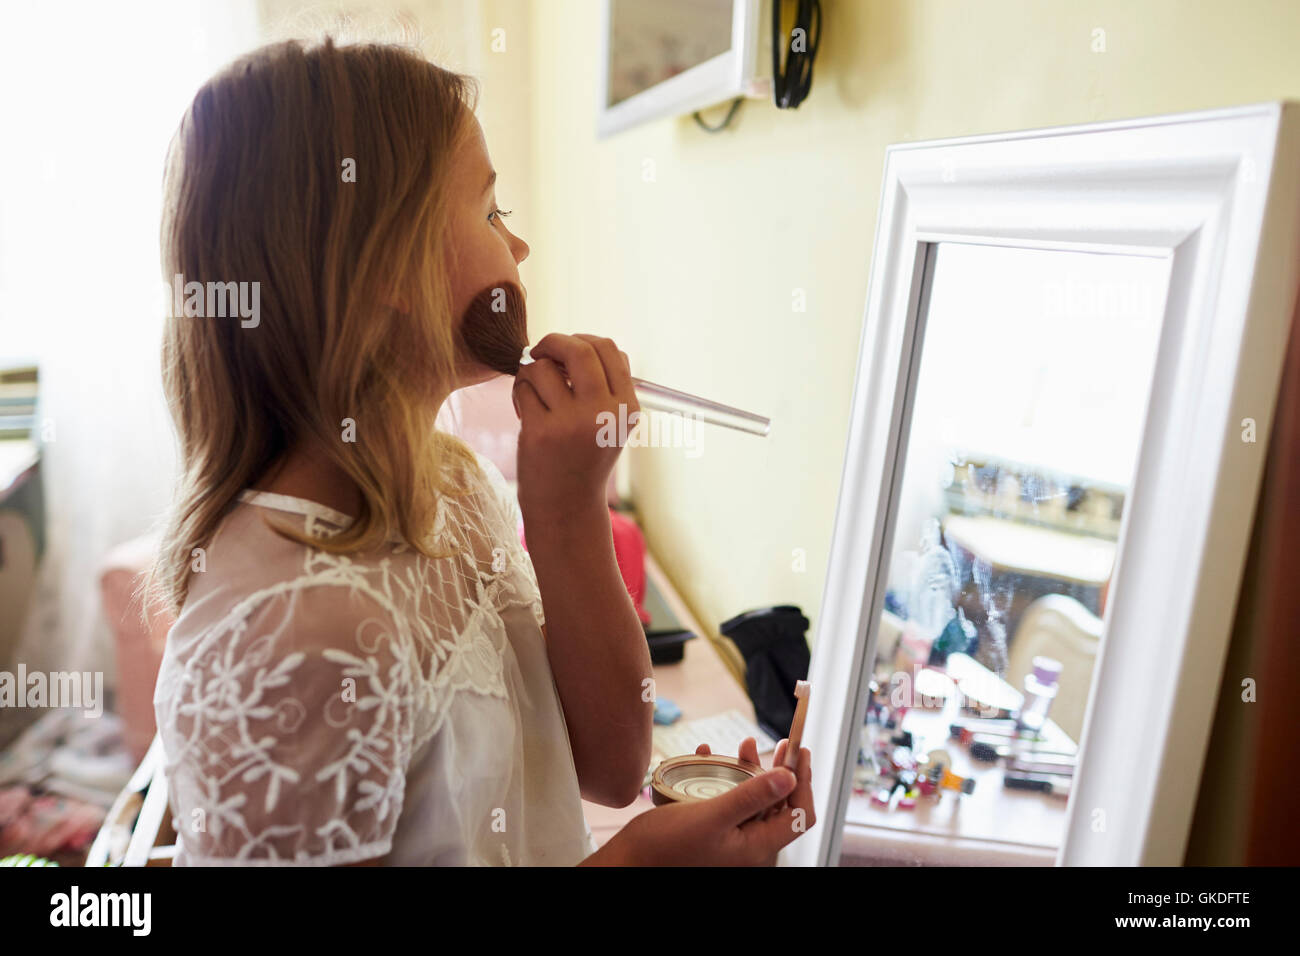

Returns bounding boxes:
[516,0,1300,865]
[522,0,1300,651]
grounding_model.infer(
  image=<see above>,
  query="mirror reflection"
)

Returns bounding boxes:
[606,0,733,107]
[850,242,1171,861]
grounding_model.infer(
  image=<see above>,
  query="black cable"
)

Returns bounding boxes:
[691,0,820,131]
[692,96,745,133]
[772,0,821,109]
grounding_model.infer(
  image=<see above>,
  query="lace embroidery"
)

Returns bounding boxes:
[157,453,553,865]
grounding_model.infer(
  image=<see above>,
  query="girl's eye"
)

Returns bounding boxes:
[489,208,513,224]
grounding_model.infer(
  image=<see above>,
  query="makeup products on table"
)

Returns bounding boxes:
[938,767,977,795]
[864,738,978,809]
[968,738,1077,763]
[1015,656,1063,733]
[1003,772,1073,798]
[1005,754,1076,777]
[458,281,771,437]
[652,698,682,726]
[949,720,1045,743]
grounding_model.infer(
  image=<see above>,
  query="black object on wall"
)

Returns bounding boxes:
[772,0,821,109]
[720,605,811,742]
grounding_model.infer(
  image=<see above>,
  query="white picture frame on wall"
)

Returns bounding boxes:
[596,0,765,139]
[787,103,1300,867]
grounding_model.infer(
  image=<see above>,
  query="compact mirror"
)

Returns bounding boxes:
[651,754,762,805]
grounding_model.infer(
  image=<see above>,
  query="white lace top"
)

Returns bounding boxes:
[152,452,597,866]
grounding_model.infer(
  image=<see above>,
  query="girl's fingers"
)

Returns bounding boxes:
[514,357,571,411]
[513,377,547,423]
[742,788,806,857]
[572,334,635,402]
[737,736,759,767]
[695,743,712,755]
[529,333,608,401]
[787,746,816,830]
[749,751,815,855]
[709,769,797,831]
[769,739,788,770]
[764,740,790,819]
[747,743,813,838]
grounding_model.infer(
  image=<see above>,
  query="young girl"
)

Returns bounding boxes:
[147,35,813,866]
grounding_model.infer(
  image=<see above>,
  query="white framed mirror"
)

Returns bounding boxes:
[788,104,1300,867]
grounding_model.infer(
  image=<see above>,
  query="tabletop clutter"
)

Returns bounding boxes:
[856,635,1077,811]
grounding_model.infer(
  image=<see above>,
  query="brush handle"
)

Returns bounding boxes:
[518,350,771,437]
[631,378,771,437]
[783,680,811,770]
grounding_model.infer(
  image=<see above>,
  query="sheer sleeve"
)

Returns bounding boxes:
[163,584,416,866]
[473,452,547,630]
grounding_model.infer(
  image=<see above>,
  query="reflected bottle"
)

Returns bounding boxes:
[1015,656,1063,733]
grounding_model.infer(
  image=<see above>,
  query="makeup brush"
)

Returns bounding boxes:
[458,282,771,437]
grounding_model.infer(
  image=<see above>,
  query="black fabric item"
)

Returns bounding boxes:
[719,605,811,742]
[645,628,695,665]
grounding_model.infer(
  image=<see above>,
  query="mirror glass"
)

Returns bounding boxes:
[606,0,733,107]
[848,241,1172,863]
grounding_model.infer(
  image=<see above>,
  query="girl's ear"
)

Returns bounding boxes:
[385,297,411,313]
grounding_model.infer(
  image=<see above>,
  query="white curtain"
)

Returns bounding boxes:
[0,1,259,682]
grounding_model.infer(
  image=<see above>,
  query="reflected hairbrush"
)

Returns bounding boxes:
[457,282,771,436]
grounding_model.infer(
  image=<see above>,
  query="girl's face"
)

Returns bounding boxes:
[445,114,530,388]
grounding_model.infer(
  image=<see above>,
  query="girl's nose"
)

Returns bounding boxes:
[511,231,530,264]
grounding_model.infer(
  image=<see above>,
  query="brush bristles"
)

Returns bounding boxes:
[459,281,528,375]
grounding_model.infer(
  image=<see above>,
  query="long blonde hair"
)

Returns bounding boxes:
[146,35,481,618]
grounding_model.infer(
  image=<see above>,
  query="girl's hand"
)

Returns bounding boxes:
[694,736,805,822]
[586,736,816,866]
[694,735,766,763]
[512,333,638,520]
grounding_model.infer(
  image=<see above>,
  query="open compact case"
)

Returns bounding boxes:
[650,754,763,806]
[650,681,810,808]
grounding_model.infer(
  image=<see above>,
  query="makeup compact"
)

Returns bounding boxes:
[650,754,763,806]
[650,681,811,808]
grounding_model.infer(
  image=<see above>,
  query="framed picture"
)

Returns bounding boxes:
[596,0,764,139]
[787,104,1300,866]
